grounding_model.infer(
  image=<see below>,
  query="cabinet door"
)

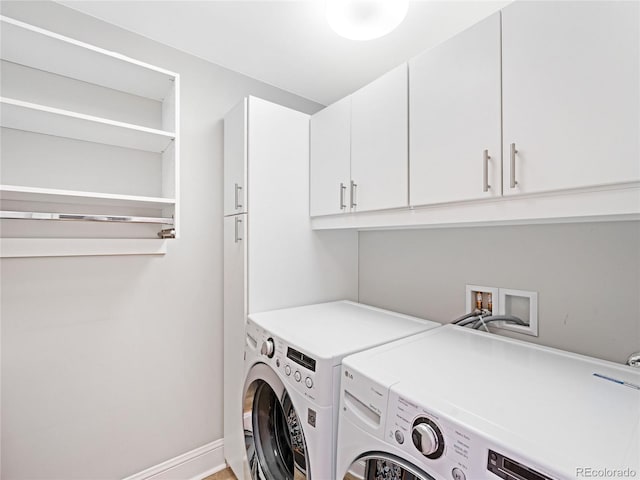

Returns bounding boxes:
[223,213,247,479]
[351,64,408,212]
[224,99,248,216]
[310,96,351,216]
[410,13,501,205]
[502,1,640,196]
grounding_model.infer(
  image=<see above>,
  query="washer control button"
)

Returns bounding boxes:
[275,358,280,368]
[411,417,445,459]
[305,377,313,388]
[394,430,404,444]
[260,338,275,358]
[452,468,465,480]
[412,423,438,455]
[294,370,302,382]
[284,365,292,376]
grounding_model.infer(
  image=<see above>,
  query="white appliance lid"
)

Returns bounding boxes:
[350,325,640,478]
[247,301,440,364]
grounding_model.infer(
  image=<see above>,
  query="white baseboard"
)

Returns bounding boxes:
[122,439,226,480]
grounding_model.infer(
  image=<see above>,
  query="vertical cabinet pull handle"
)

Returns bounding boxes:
[234,183,243,210]
[483,149,491,192]
[350,180,357,209]
[234,216,243,243]
[339,183,347,210]
[510,143,518,188]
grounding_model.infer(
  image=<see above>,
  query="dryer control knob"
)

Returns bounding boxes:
[261,338,275,358]
[412,423,439,456]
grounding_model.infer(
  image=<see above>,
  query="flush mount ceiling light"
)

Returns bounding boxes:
[326,0,409,41]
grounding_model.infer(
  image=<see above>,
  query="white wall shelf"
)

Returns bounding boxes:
[0,97,175,153]
[0,238,168,258]
[0,15,180,256]
[0,185,175,209]
[0,15,177,101]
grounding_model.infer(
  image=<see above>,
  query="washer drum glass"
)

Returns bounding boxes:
[243,365,310,480]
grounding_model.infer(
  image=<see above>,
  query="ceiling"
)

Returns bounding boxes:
[57,0,510,106]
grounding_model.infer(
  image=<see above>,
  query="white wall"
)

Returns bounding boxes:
[358,221,640,364]
[0,2,323,478]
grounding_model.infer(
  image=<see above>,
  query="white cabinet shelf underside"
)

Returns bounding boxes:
[0,185,175,209]
[311,183,640,230]
[0,97,175,152]
[0,15,176,101]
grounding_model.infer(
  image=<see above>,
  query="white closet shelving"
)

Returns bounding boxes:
[0,15,180,258]
[0,97,175,152]
[0,16,175,100]
[0,185,176,209]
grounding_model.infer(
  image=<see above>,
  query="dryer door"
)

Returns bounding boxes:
[343,453,434,480]
[243,363,310,480]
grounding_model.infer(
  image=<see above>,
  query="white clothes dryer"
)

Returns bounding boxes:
[240,301,441,480]
[337,325,640,480]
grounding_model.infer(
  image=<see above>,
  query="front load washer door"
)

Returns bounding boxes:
[243,363,310,480]
[343,453,434,480]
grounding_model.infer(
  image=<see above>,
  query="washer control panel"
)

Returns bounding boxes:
[246,319,323,402]
[386,390,486,480]
[273,339,317,397]
[278,342,315,394]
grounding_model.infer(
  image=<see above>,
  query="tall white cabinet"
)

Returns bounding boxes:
[502,0,640,195]
[223,97,358,479]
[223,101,247,217]
[410,12,501,205]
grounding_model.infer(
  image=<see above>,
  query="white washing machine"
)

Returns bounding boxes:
[240,301,441,480]
[337,325,640,480]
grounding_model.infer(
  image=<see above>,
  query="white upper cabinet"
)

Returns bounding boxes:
[224,99,247,216]
[502,1,640,196]
[410,12,501,205]
[351,63,409,212]
[309,2,640,230]
[310,96,351,216]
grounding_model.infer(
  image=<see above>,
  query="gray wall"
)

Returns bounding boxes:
[359,221,640,364]
[0,2,322,478]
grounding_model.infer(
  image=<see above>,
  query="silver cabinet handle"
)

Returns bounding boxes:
[510,143,518,188]
[350,180,357,208]
[234,216,243,243]
[234,183,243,210]
[483,149,491,192]
[339,183,347,210]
